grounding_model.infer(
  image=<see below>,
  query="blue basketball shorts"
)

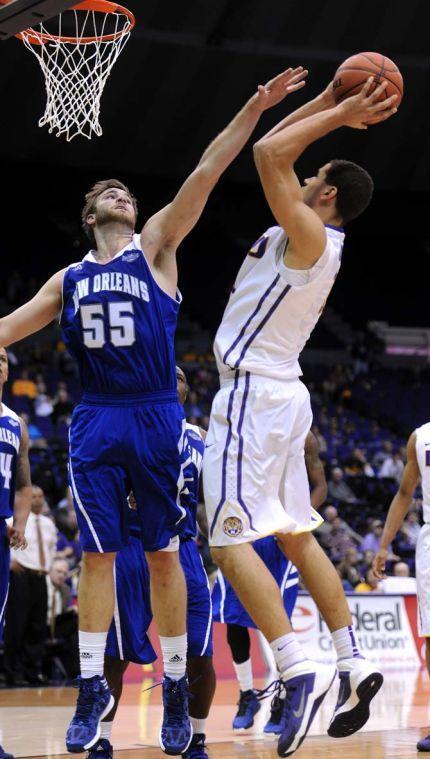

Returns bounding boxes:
[0,519,10,644]
[68,392,187,552]
[212,535,299,628]
[106,535,213,664]
[106,533,156,665]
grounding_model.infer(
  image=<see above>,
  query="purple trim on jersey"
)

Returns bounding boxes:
[222,274,281,367]
[209,372,239,539]
[233,283,291,368]
[236,371,254,530]
[325,224,344,232]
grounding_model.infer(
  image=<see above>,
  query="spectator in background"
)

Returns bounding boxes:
[337,547,361,589]
[45,559,79,679]
[355,568,380,593]
[373,440,394,471]
[378,450,404,484]
[315,505,362,550]
[360,519,396,557]
[360,549,376,578]
[325,516,358,564]
[4,486,57,686]
[51,387,74,428]
[20,412,47,449]
[379,562,417,594]
[35,380,54,418]
[344,448,375,478]
[11,369,37,400]
[327,467,360,505]
[400,509,421,549]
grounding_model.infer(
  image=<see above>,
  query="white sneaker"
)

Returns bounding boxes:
[327,657,383,738]
[277,660,336,757]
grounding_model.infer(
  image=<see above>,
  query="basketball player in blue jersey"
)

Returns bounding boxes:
[0,65,309,756]
[204,78,398,756]
[0,347,32,759]
[212,431,327,734]
[88,366,214,759]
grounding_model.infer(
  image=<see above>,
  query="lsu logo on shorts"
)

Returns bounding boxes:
[223,516,243,537]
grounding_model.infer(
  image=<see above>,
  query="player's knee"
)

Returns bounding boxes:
[145,547,181,577]
[276,530,316,563]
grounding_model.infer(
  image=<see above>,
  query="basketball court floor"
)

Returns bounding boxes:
[1,668,430,759]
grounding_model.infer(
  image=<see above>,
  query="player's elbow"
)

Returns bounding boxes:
[253,139,293,167]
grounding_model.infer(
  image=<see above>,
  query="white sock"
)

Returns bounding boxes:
[233,658,253,692]
[190,717,207,735]
[160,633,187,681]
[269,633,307,674]
[79,631,108,678]
[331,626,363,661]
[99,722,113,741]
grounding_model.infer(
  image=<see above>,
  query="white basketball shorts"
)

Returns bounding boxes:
[416,524,430,635]
[203,371,316,547]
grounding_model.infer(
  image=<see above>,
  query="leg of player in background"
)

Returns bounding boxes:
[416,639,430,751]
[226,624,260,730]
[277,531,383,739]
[94,656,129,756]
[66,552,116,753]
[183,656,216,758]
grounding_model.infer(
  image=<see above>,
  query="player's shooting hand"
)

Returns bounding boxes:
[337,77,398,129]
[253,67,308,112]
[7,523,27,550]
[372,547,388,579]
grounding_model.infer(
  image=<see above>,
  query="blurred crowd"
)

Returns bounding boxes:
[0,312,424,685]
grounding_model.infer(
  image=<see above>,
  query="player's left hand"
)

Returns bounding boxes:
[372,547,388,579]
[253,67,308,112]
[7,523,27,550]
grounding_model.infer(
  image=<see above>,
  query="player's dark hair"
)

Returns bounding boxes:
[82,179,138,242]
[325,160,374,225]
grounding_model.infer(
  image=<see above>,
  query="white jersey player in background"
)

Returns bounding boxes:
[204,76,398,757]
[373,425,430,753]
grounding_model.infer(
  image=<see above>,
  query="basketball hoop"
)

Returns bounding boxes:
[6,0,135,140]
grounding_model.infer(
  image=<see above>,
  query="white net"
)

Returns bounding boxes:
[20,5,133,141]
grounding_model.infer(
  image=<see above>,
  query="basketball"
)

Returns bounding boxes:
[333,52,403,107]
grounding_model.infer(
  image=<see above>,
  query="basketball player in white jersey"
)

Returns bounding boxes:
[373,426,430,752]
[204,77,398,756]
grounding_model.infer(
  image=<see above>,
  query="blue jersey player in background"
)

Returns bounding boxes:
[0,347,32,759]
[212,431,327,736]
[95,367,214,759]
[0,66,308,756]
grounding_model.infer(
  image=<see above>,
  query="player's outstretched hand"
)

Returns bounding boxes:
[372,547,388,579]
[253,66,308,112]
[7,523,27,550]
[337,77,398,129]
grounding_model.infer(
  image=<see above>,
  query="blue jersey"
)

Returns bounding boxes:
[181,424,205,539]
[60,234,181,396]
[0,403,21,518]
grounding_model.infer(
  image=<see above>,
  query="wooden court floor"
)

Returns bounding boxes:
[1,669,430,758]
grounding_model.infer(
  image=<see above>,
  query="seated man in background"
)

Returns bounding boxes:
[45,558,79,679]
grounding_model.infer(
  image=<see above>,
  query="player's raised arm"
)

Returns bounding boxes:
[0,269,65,347]
[7,418,31,549]
[304,432,328,510]
[253,78,398,266]
[141,67,308,258]
[373,432,420,579]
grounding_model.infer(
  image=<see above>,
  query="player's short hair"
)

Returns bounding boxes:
[81,179,138,242]
[325,160,374,225]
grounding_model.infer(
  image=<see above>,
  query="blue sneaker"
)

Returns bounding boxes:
[0,746,14,759]
[418,733,430,751]
[86,739,113,759]
[159,675,192,756]
[264,692,285,736]
[182,733,208,758]
[327,657,383,738]
[66,676,114,753]
[232,689,260,730]
[277,661,336,757]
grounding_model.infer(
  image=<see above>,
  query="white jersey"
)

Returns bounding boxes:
[214,224,345,380]
[415,422,430,523]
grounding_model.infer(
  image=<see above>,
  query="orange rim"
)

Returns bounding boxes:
[0,0,135,45]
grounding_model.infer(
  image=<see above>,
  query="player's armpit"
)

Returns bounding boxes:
[253,147,326,267]
[0,268,65,347]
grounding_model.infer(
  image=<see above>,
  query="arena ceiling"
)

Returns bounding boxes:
[0,0,427,190]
